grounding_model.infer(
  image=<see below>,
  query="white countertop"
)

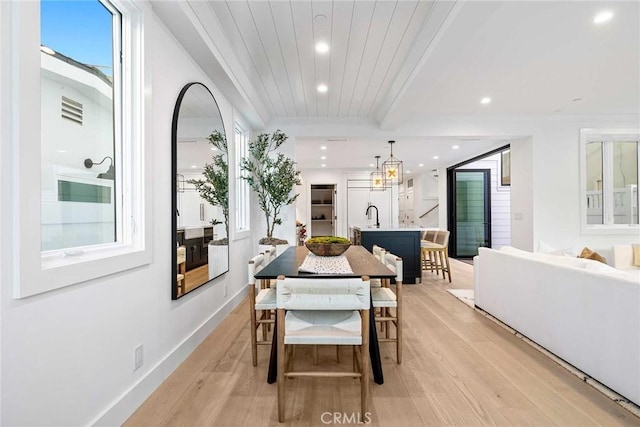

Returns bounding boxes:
[352,225,423,232]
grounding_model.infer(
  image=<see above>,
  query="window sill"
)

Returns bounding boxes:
[17,244,151,298]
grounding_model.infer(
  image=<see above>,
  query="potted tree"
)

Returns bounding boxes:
[188,130,229,277]
[241,129,299,251]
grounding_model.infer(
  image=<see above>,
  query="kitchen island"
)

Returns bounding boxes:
[351,225,422,284]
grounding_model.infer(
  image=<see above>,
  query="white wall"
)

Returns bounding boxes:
[0,8,254,426]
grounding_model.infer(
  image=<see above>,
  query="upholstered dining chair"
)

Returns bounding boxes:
[176,246,186,295]
[421,230,452,282]
[248,251,276,366]
[276,275,371,423]
[372,253,403,363]
[370,245,386,288]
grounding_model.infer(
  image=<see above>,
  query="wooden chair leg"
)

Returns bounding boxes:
[444,251,452,282]
[248,287,258,367]
[277,309,285,422]
[361,309,370,418]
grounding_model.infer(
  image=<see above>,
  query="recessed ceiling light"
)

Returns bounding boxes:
[315,42,329,53]
[191,165,197,169]
[452,145,459,149]
[593,11,613,24]
[320,145,327,150]
[418,163,424,167]
[314,14,327,23]
[480,97,491,105]
[369,163,375,167]
[317,84,328,93]
[321,164,326,168]
[57,149,67,153]
[210,147,218,151]
[321,156,326,160]
[433,156,439,159]
[406,170,411,174]
[40,45,55,55]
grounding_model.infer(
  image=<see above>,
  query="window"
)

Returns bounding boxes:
[581,129,639,233]
[235,121,250,236]
[5,0,150,297]
[41,0,120,251]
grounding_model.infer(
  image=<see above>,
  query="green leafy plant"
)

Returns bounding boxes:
[188,130,229,245]
[306,236,350,244]
[241,129,299,245]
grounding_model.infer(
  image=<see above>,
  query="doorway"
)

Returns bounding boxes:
[448,169,491,258]
[310,184,336,237]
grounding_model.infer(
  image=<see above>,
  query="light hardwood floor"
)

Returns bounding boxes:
[126,259,639,426]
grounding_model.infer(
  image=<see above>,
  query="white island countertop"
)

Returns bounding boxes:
[352,225,423,232]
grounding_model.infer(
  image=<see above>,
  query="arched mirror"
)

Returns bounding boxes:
[172,82,229,299]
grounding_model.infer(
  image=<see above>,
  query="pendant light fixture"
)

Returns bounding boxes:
[382,140,403,185]
[370,155,385,191]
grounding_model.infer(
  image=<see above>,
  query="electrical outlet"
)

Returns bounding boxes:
[134,344,144,371]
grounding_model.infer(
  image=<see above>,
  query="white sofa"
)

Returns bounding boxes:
[474,246,640,406]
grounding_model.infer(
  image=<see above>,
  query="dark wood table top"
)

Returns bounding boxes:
[254,246,396,279]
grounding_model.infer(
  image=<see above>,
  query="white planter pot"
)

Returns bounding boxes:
[208,244,229,280]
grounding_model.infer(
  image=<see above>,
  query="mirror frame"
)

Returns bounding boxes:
[171,82,228,300]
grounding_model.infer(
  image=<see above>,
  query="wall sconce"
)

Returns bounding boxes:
[84,156,115,180]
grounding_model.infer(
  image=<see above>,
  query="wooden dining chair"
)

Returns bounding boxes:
[372,253,403,363]
[248,252,276,367]
[276,275,370,423]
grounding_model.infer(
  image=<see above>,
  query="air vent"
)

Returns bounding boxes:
[407,178,413,188]
[61,96,83,125]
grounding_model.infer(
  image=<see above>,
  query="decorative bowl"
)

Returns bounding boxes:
[305,242,351,257]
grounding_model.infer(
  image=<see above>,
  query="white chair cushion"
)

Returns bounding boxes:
[370,278,383,288]
[284,310,362,345]
[371,287,397,308]
[277,278,369,310]
[255,288,276,310]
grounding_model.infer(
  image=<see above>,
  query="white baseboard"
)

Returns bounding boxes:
[90,287,247,426]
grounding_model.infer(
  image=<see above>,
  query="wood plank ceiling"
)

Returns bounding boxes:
[206,0,455,119]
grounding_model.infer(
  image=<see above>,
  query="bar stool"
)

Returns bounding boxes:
[422,230,452,282]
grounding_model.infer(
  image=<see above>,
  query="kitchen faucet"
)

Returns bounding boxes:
[365,204,380,228]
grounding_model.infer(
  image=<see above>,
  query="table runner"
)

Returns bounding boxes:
[298,253,354,274]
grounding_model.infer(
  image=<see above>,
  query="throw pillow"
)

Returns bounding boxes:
[633,243,640,267]
[578,247,607,264]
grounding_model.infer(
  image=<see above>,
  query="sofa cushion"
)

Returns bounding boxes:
[633,244,640,267]
[578,247,607,264]
[536,240,580,257]
[501,246,589,269]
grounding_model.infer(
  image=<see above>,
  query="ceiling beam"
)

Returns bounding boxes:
[374,0,463,130]
[153,1,271,129]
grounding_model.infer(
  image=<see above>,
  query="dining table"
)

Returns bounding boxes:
[254,245,396,385]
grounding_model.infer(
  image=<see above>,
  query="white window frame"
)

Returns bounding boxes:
[4,0,151,298]
[580,128,640,235]
[233,119,251,240]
